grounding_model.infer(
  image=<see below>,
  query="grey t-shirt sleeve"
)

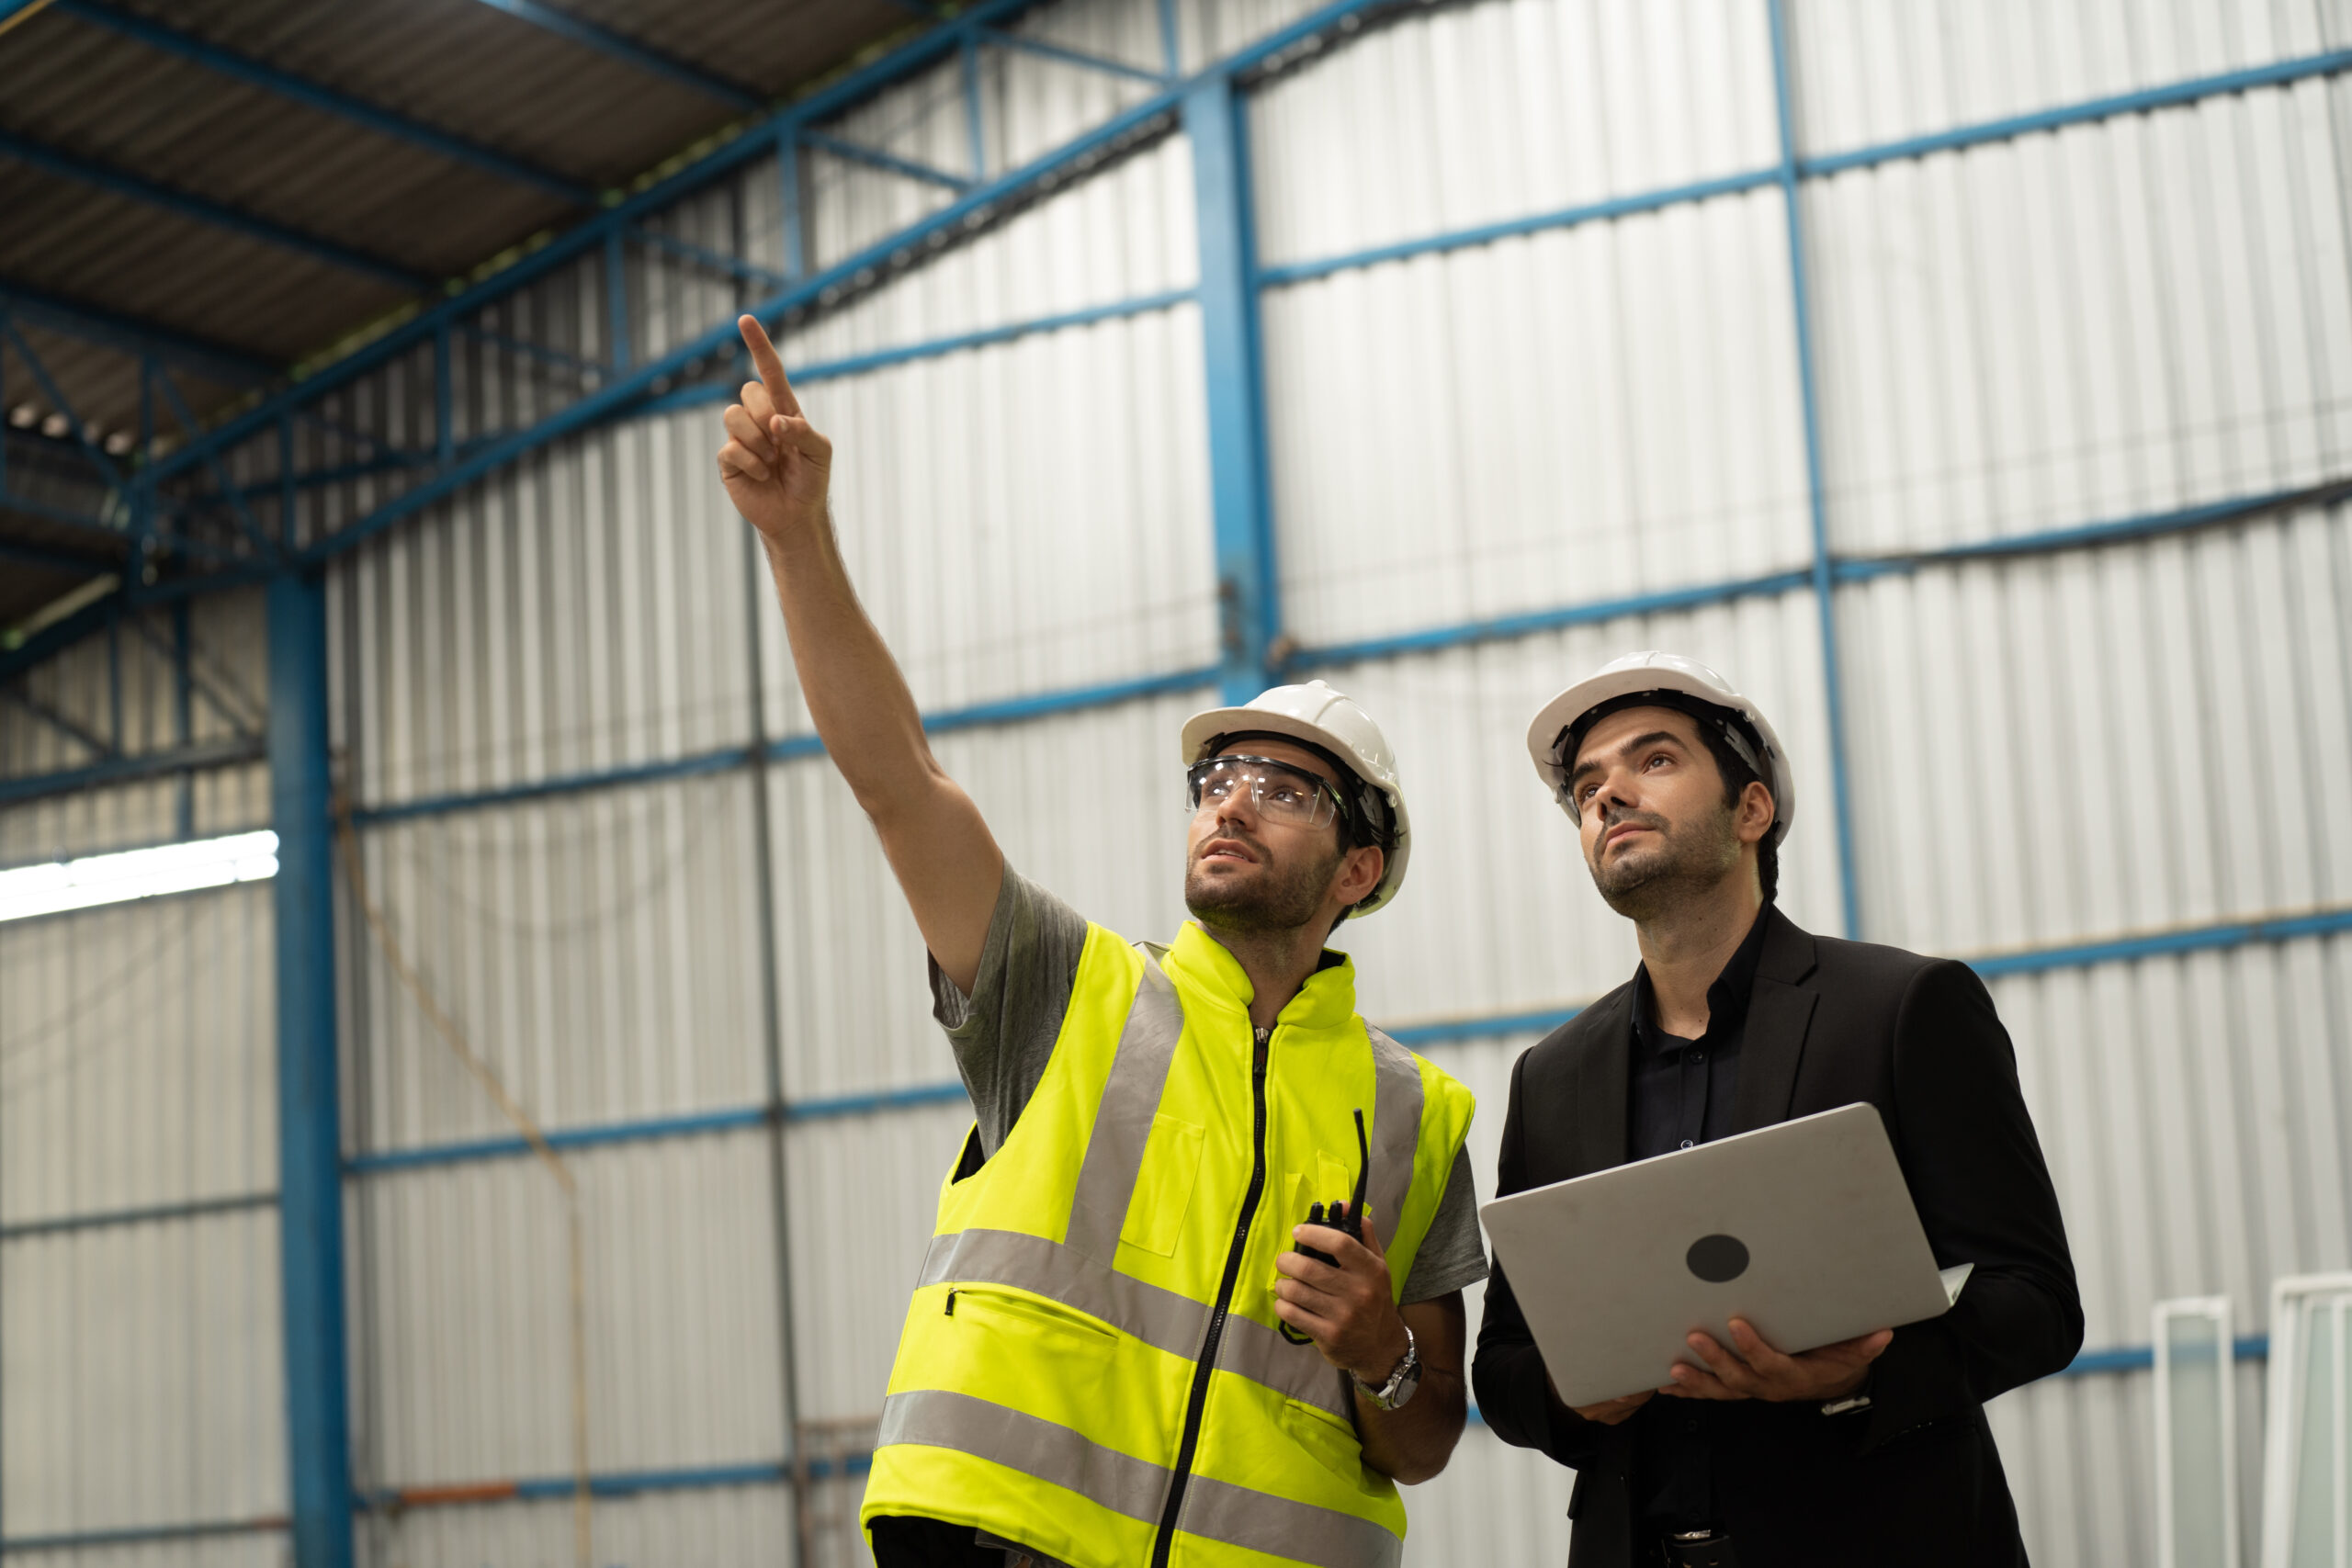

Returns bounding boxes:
[1398,1145,1487,1304]
[928,865,1091,1158]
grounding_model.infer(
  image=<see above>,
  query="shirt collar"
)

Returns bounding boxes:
[1166,920,1360,1033]
[1630,903,1772,1052]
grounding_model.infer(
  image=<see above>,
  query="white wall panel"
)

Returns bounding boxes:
[0,587,268,863]
[1317,592,1838,1027]
[1981,932,2352,1568]
[0,1210,285,1536]
[767,690,1201,1102]
[353,1131,786,1488]
[1842,504,2352,957]
[1250,0,1778,267]
[358,1484,795,1568]
[348,773,766,1153]
[786,137,1195,364]
[763,303,1215,730]
[6,1542,283,1568]
[0,883,274,1222]
[1790,0,2350,156]
[335,404,758,807]
[1811,80,2352,556]
[786,1101,974,1427]
[1265,191,1811,649]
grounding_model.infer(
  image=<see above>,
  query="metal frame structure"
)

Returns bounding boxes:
[6,0,2352,1560]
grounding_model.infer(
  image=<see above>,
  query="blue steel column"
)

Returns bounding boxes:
[1765,0,1863,940]
[1186,78,1280,705]
[268,568,355,1568]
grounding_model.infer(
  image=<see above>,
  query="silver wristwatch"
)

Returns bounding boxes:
[1353,1325,1421,1411]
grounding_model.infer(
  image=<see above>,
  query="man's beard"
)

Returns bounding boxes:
[1586,802,1743,922]
[1185,834,1341,935]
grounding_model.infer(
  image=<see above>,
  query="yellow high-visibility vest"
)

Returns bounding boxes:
[862,919,1478,1568]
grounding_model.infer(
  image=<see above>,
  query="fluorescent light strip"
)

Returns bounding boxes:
[0,830,278,923]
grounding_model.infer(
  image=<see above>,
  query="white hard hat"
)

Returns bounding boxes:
[1180,680,1410,916]
[1524,651,1795,847]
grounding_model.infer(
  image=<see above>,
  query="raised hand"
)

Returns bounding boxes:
[718,314,832,543]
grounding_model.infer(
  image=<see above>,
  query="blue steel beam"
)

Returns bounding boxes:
[1257,166,1782,287]
[1803,49,2352,177]
[982,28,1171,84]
[75,0,2348,635]
[0,686,110,758]
[0,130,429,290]
[1,320,119,492]
[0,1517,288,1553]
[633,227,790,289]
[799,129,970,190]
[0,282,276,386]
[0,527,120,576]
[52,1,595,205]
[1767,0,1863,942]
[468,0,762,110]
[638,288,1196,412]
[1186,77,1278,705]
[266,570,353,1568]
[0,1190,277,1241]
[334,902,2352,1178]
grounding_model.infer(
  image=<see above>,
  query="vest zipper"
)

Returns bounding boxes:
[1151,1022,1272,1568]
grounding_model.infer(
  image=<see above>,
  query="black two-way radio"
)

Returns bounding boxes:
[1296,1108,1370,1268]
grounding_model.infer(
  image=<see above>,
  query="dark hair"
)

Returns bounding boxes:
[1686,719,1778,904]
[1565,695,1777,903]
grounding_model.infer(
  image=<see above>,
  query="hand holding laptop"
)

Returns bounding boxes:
[1657,1316,1891,1402]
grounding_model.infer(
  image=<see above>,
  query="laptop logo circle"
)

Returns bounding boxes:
[1686,1234,1749,1282]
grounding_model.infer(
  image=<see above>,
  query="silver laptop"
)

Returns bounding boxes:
[1479,1102,1968,1408]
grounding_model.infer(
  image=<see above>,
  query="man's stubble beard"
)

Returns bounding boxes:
[1586,803,1744,923]
[1185,836,1341,936]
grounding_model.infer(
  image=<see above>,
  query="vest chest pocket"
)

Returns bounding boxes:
[1117,1112,1205,1258]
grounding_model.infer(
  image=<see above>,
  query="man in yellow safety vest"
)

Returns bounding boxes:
[717,315,1485,1568]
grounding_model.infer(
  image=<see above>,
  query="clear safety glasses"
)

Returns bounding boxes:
[1184,755,1347,829]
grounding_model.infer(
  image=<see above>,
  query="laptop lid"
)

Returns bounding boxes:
[1479,1102,1964,1407]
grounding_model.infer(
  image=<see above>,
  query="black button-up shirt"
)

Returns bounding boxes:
[1625,904,1770,1529]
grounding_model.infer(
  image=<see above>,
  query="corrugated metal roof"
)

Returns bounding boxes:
[0,0,926,627]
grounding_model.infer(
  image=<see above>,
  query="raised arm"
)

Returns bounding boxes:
[718,314,1002,991]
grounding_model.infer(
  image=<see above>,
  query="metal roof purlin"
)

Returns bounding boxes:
[141,0,1046,486]
[116,15,2352,603]
[54,0,597,205]
[0,129,431,288]
[468,0,763,110]
[153,0,1390,564]
[0,282,277,385]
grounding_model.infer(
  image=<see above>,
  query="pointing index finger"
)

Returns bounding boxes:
[737,314,800,417]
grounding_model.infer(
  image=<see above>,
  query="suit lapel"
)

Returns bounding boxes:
[1728,907,1822,1134]
[1566,987,1632,1176]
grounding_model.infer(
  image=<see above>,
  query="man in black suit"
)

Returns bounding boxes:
[1472,651,2082,1568]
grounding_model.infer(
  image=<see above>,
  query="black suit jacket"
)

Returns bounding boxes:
[1472,907,2083,1568]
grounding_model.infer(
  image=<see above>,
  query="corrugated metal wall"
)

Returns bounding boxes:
[0,882,285,1555]
[6,0,2350,1562]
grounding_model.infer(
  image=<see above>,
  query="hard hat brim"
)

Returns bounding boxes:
[1526,662,1795,847]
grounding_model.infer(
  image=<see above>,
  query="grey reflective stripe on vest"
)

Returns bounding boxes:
[919,1229,1351,1422]
[1363,1026,1425,1251]
[918,956,1410,1429]
[878,1389,1403,1568]
[921,1226,1209,1373]
[1066,957,1183,1261]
